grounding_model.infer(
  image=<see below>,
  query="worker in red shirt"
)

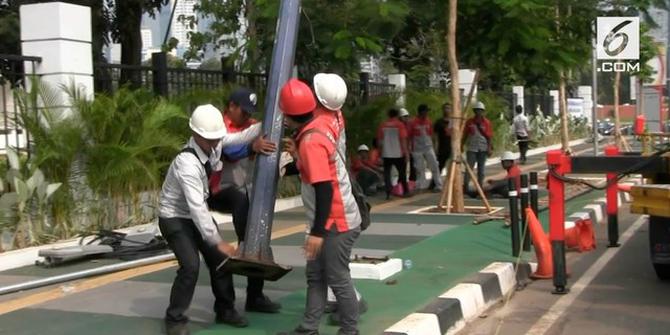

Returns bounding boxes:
[351,144,383,196]
[463,101,494,192]
[471,151,521,198]
[207,88,281,315]
[377,108,410,199]
[311,73,368,325]
[409,104,442,192]
[279,79,361,335]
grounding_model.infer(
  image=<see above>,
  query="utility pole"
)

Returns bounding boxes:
[592,28,599,155]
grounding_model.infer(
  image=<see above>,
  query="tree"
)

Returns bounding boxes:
[107,0,169,85]
[446,0,465,212]
[182,0,409,77]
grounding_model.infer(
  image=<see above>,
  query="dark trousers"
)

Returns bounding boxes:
[383,157,408,196]
[488,179,511,198]
[517,135,529,163]
[302,227,361,334]
[158,217,234,325]
[437,150,451,174]
[207,186,264,299]
[408,155,416,181]
[464,150,488,191]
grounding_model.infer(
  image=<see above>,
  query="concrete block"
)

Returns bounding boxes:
[22,40,92,75]
[20,2,91,42]
[384,313,441,335]
[439,283,485,320]
[479,261,516,296]
[350,258,402,280]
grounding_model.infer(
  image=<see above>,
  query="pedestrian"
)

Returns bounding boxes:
[377,108,410,199]
[434,103,453,173]
[312,72,368,325]
[409,104,442,192]
[399,108,416,182]
[206,88,281,314]
[279,79,361,335]
[473,151,521,198]
[463,101,493,192]
[513,105,530,164]
[159,104,271,335]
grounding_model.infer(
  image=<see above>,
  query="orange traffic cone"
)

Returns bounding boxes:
[577,219,596,252]
[564,221,580,250]
[526,208,552,279]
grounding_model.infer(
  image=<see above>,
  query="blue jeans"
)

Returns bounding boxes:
[464,150,487,191]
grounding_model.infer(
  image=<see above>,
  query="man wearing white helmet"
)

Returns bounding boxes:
[312,73,368,325]
[463,101,493,193]
[351,144,383,196]
[471,151,521,198]
[158,104,275,335]
[399,108,417,182]
[408,104,442,192]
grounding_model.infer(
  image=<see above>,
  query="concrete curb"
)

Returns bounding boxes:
[383,261,537,335]
[383,179,637,335]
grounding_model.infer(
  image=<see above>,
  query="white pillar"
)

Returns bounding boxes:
[512,86,524,110]
[578,86,593,124]
[550,90,560,116]
[388,74,406,107]
[459,69,477,104]
[20,2,93,102]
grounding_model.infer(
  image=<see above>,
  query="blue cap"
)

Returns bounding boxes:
[229,88,258,114]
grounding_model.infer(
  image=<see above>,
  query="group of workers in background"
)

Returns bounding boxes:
[157,71,532,335]
[352,100,531,200]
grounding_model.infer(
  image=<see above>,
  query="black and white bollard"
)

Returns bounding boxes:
[520,174,531,251]
[508,178,520,257]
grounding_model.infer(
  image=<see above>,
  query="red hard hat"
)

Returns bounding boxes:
[279,78,316,116]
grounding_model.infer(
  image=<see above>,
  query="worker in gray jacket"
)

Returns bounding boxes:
[158,104,274,335]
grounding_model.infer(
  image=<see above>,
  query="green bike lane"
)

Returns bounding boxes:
[0,188,603,335]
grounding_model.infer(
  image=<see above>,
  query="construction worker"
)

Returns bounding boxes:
[434,103,453,173]
[312,72,368,325]
[473,151,521,198]
[409,104,442,192]
[158,104,274,335]
[463,101,493,193]
[351,144,383,196]
[399,107,416,182]
[206,88,281,314]
[378,108,410,199]
[279,79,361,335]
[513,105,530,164]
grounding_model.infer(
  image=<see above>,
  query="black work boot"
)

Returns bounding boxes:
[328,298,368,326]
[246,295,282,313]
[215,309,249,328]
[165,322,190,335]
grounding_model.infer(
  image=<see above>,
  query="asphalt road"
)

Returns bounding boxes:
[463,209,670,335]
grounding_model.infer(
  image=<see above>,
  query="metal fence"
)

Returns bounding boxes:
[0,54,40,156]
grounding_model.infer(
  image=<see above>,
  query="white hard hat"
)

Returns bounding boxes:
[501,151,517,161]
[473,101,486,110]
[313,73,348,111]
[399,108,410,117]
[189,104,227,140]
[357,144,370,152]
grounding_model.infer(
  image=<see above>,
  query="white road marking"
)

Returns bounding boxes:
[525,215,648,335]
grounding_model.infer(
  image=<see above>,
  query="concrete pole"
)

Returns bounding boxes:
[20,2,94,102]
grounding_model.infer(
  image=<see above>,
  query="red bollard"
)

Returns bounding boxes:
[605,145,621,247]
[546,150,570,294]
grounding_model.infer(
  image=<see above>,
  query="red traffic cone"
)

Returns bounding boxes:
[526,208,553,279]
[577,219,596,252]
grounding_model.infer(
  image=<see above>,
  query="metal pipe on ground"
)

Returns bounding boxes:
[508,178,520,257]
[0,253,175,296]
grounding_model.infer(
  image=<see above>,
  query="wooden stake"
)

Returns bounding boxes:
[462,158,492,212]
[445,161,457,213]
